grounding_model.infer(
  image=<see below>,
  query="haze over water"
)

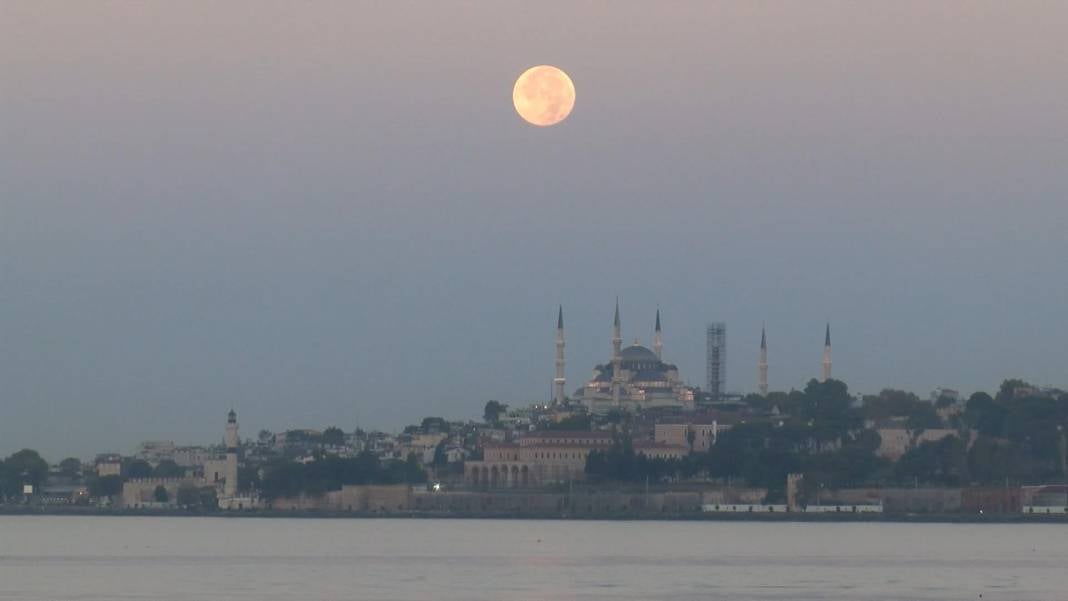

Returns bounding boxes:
[0,517,1065,600]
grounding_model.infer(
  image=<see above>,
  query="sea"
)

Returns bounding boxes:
[0,517,1065,600]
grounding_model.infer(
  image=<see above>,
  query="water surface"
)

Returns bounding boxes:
[0,517,1064,600]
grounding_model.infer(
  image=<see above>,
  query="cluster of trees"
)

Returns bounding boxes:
[483,401,508,426]
[585,438,688,484]
[276,427,348,447]
[585,379,1068,500]
[124,459,186,479]
[0,449,50,500]
[260,451,426,499]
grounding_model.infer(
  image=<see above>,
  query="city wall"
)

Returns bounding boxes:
[178,485,1040,517]
[412,490,703,515]
[267,485,411,512]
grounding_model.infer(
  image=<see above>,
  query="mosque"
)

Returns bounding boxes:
[554,302,696,414]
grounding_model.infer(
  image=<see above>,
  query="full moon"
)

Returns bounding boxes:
[512,65,576,127]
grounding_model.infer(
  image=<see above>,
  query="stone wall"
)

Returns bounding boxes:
[268,485,411,512]
[121,478,199,508]
[835,487,962,513]
[410,490,702,515]
[700,487,768,505]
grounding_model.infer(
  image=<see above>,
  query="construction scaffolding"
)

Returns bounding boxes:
[706,322,726,400]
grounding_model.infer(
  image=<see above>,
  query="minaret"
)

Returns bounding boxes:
[653,307,663,360]
[611,299,623,406]
[225,409,239,450]
[758,325,768,396]
[223,409,239,498]
[553,305,566,404]
[821,323,832,382]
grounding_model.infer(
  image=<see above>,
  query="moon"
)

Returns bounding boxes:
[512,65,576,127]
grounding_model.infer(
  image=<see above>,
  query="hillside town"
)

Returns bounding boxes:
[3,374,1067,518]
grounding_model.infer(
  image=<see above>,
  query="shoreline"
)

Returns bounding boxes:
[2,506,1067,524]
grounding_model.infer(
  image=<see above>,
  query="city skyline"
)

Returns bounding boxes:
[3,3,1068,458]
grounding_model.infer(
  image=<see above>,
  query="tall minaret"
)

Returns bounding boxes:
[821,323,832,382]
[758,324,768,396]
[553,305,566,404]
[611,299,623,406]
[225,409,239,450]
[653,307,663,360]
[223,409,239,498]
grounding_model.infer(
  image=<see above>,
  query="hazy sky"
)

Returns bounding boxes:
[2,2,1067,459]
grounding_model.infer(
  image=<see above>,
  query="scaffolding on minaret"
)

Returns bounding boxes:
[706,323,726,401]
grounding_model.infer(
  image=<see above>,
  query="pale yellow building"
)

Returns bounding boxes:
[465,431,689,488]
[655,422,719,453]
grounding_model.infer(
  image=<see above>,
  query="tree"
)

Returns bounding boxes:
[237,466,260,493]
[863,389,943,430]
[905,403,942,431]
[895,436,967,486]
[997,379,1032,403]
[286,430,323,444]
[125,459,153,479]
[586,437,685,484]
[1,449,50,497]
[59,457,83,478]
[258,430,274,444]
[89,475,124,499]
[403,453,427,484]
[259,451,428,499]
[322,426,346,447]
[934,394,957,409]
[153,460,184,479]
[198,486,218,510]
[421,417,449,433]
[967,436,1014,484]
[483,401,507,425]
[432,440,449,467]
[964,392,1003,436]
[153,484,169,503]
[176,483,200,508]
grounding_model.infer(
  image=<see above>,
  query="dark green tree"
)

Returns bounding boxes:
[153,484,169,503]
[421,417,449,433]
[125,459,153,479]
[483,401,507,425]
[59,457,83,478]
[198,487,218,510]
[322,427,346,446]
[153,460,184,479]
[895,436,968,485]
[963,392,1004,436]
[1,449,50,497]
[997,379,1032,403]
[176,483,200,508]
[237,466,260,493]
[88,475,124,499]
[432,440,449,467]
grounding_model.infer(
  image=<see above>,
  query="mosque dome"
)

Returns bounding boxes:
[620,345,658,362]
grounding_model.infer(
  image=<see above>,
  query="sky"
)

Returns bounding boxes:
[2,2,1067,459]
